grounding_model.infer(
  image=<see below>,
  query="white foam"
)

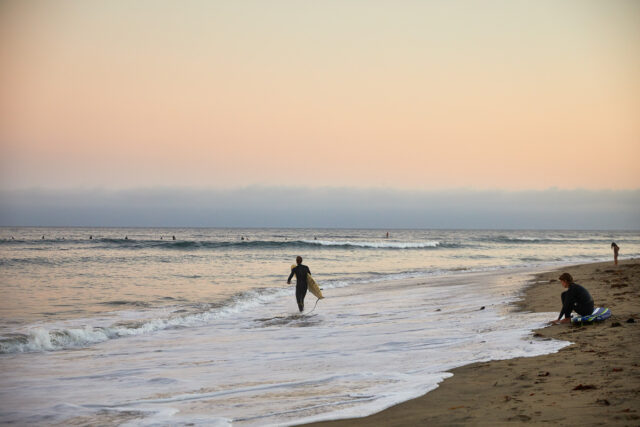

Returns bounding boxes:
[0,270,570,426]
[1,287,295,354]
[302,239,440,249]
[0,262,575,355]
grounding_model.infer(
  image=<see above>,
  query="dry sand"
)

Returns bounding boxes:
[306,259,640,426]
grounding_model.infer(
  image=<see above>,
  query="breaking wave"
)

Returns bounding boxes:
[0,238,450,251]
[0,287,290,354]
[300,240,441,249]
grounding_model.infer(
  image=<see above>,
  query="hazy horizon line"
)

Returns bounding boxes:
[1,186,638,229]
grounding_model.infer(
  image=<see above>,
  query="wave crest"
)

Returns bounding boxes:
[301,240,440,249]
[0,238,448,251]
[0,286,294,354]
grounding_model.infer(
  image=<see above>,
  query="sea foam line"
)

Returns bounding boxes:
[0,238,446,250]
[301,240,440,249]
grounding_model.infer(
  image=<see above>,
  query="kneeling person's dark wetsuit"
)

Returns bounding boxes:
[559,282,594,321]
[288,264,311,312]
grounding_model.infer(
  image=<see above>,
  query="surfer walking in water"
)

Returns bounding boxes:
[287,256,311,312]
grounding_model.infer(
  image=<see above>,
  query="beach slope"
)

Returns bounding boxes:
[306,259,640,426]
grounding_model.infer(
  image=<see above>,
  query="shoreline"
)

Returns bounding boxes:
[304,258,640,426]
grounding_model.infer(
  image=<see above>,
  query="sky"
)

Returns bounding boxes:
[0,1,639,227]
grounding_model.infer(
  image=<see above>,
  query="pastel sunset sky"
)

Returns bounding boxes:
[1,0,638,193]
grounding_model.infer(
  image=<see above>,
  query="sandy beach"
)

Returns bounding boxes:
[306,259,640,426]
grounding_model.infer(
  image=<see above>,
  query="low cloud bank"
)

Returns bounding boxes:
[0,187,638,229]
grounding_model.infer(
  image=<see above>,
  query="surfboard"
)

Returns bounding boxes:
[290,265,324,299]
[306,273,324,299]
[571,307,611,325]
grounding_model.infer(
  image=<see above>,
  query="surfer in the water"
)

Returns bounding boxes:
[287,256,311,312]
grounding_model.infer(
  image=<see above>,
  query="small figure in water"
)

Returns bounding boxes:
[89,235,93,240]
[551,272,594,325]
[611,242,619,266]
[386,232,389,238]
[125,236,128,240]
[42,235,45,240]
[287,256,311,312]
[241,236,244,241]
[172,235,176,240]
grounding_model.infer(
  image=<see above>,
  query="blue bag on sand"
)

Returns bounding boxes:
[571,307,612,325]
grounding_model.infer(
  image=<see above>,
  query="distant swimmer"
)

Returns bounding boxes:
[287,256,311,312]
[125,236,128,240]
[172,235,176,240]
[89,235,93,240]
[42,235,45,240]
[611,242,619,266]
[241,236,245,241]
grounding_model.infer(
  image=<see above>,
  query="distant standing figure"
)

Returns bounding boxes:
[42,235,44,240]
[172,235,176,240]
[89,235,93,240]
[386,232,389,238]
[611,242,619,266]
[551,272,594,324]
[287,256,311,312]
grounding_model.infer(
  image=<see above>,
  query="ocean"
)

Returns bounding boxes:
[1,227,638,425]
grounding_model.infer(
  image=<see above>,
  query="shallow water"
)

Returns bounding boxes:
[1,270,567,426]
[2,228,636,334]
[1,228,638,425]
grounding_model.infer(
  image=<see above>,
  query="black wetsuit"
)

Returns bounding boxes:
[288,264,311,312]
[558,282,594,320]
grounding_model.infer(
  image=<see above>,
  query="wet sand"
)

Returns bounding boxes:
[306,259,640,426]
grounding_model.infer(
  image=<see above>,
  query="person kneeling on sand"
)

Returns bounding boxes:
[551,272,594,325]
